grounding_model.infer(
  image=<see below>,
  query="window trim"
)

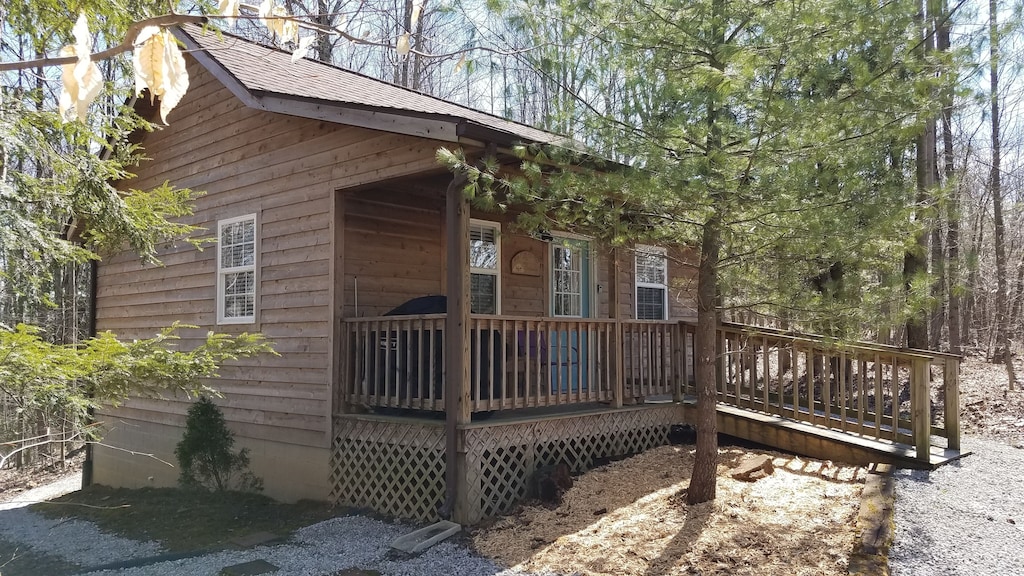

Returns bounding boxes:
[635,245,668,320]
[216,213,258,325]
[469,218,501,315]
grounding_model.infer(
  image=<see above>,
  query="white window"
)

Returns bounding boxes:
[635,245,668,320]
[469,220,500,315]
[217,214,257,324]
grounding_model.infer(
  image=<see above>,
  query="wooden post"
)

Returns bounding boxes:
[610,248,624,408]
[716,330,726,397]
[443,171,472,523]
[672,321,685,402]
[944,358,961,450]
[911,357,932,462]
[329,190,348,417]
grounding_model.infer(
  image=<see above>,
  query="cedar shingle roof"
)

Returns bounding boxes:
[175,24,569,147]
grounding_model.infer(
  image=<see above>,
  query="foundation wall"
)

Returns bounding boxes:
[92,416,330,503]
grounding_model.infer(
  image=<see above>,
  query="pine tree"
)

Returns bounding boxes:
[457,0,945,503]
[175,396,263,493]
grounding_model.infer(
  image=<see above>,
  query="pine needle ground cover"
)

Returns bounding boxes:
[474,445,865,576]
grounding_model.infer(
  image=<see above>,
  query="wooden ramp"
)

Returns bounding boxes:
[686,402,967,470]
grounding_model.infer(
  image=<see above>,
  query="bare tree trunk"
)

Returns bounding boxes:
[966,199,985,348]
[1010,252,1024,332]
[906,0,934,350]
[989,0,1016,389]
[315,0,332,62]
[399,0,413,87]
[938,0,961,354]
[941,87,961,348]
[930,223,945,349]
[411,5,427,91]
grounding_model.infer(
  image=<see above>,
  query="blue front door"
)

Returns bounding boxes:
[551,238,591,393]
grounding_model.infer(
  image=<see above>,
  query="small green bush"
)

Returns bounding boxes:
[175,396,263,493]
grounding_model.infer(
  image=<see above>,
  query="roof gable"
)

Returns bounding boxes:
[174,24,568,147]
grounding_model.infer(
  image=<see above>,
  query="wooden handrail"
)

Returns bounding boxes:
[713,320,963,361]
[343,313,446,322]
[340,314,958,463]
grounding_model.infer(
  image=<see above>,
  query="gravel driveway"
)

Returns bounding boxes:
[0,475,541,576]
[5,436,1023,575]
[890,436,1024,576]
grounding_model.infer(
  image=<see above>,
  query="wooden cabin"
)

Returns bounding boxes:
[92,24,963,524]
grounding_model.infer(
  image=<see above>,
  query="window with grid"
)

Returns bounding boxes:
[217,214,257,324]
[635,246,667,320]
[469,220,500,314]
[552,241,584,317]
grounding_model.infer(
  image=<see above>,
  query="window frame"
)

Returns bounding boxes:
[469,218,501,315]
[634,245,668,320]
[216,213,258,325]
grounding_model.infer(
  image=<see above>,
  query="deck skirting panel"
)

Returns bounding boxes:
[464,404,682,523]
[329,417,446,521]
[330,404,684,523]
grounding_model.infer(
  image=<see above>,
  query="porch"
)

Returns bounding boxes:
[329,314,962,523]
[327,175,961,524]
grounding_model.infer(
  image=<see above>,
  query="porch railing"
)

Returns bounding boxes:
[467,316,616,410]
[621,320,694,401]
[341,315,959,459]
[341,315,691,412]
[342,314,447,412]
[713,322,961,458]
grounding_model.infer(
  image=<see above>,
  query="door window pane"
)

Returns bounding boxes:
[553,241,585,317]
[471,273,497,314]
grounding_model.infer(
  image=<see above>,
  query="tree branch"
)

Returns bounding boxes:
[0,14,209,72]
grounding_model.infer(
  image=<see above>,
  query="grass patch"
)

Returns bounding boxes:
[32,485,342,552]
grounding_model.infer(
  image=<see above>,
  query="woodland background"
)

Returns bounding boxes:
[1,0,1022,473]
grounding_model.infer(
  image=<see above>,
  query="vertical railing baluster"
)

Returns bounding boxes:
[856,358,866,436]
[839,351,847,433]
[822,350,831,428]
[400,319,409,409]
[471,318,480,411]
[874,354,883,440]
[761,336,770,411]
[373,319,384,405]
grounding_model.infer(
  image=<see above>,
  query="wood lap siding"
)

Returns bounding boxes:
[501,231,546,316]
[95,58,443,449]
[668,247,699,319]
[343,190,444,317]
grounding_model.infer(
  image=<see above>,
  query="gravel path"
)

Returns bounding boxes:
[0,472,82,511]
[7,438,1024,575]
[0,475,547,576]
[890,436,1024,576]
[78,516,535,576]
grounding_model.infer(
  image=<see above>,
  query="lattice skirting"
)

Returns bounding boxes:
[330,405,683,524]
[464,405,682,523]
[330,417,446,521]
